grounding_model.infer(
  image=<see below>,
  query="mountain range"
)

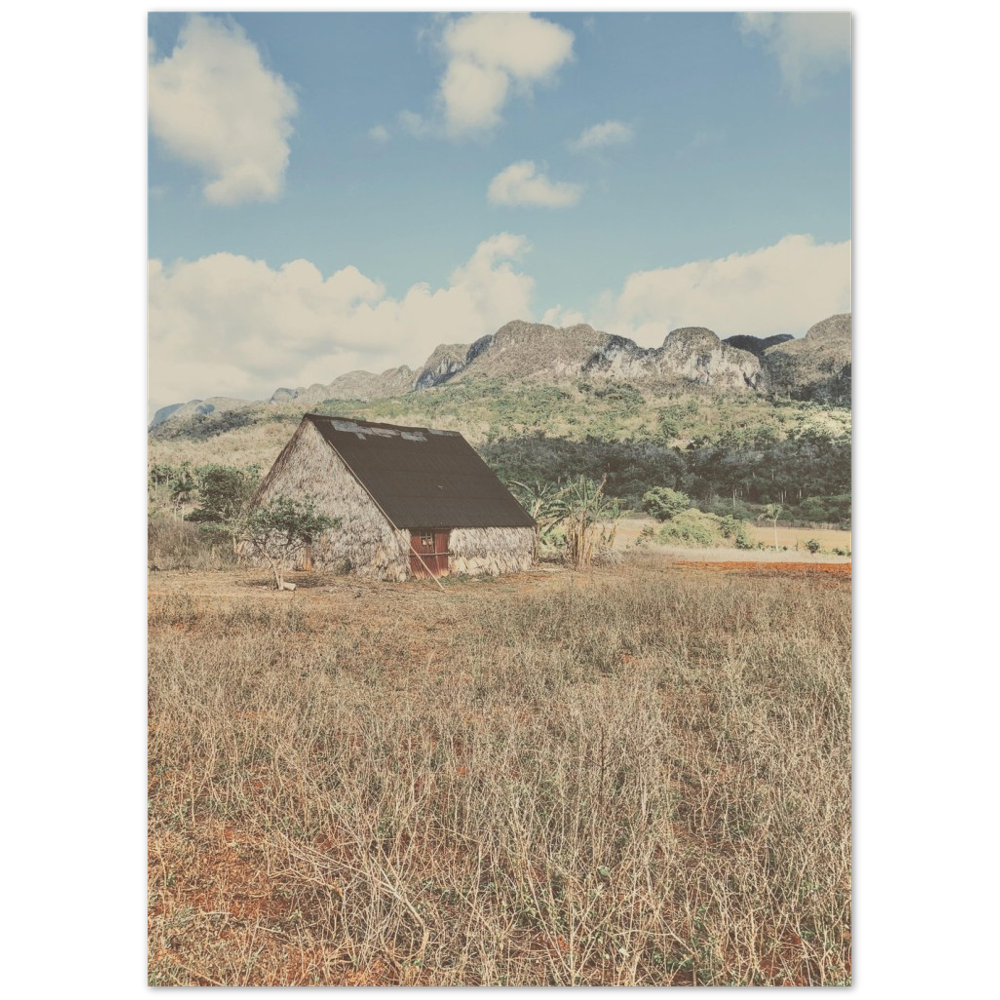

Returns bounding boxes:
[150,313,851,429]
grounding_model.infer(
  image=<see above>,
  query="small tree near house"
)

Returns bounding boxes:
[187,464,260,555]
[508,479,570,559]
[562,475,621,568]
[241,496,338,591]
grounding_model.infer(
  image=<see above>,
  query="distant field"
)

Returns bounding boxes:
[149,555,851,986]
[745,523,851,554]
[614,516,851,559]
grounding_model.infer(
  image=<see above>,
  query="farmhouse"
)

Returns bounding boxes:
[243,413,536,581]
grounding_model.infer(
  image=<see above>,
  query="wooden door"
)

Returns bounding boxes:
[409,529,451,578]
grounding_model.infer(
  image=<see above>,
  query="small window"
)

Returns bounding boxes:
[421,532,434,548]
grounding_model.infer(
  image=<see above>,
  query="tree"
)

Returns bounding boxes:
[241,496,338,591]
[507,479,570,559]
[561,475,621,568]
[657,407,681,441]
[758,503,783,552]
[187,464,261,555]
[148,463,197,518]
[641,487,692,522]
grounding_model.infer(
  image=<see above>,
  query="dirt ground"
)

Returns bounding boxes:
[148,554,851,624]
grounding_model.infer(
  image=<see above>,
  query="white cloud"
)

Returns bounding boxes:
[737,12,850,99]
[398,110,430,137]
[369,124,389,143]
[541,305,587,328]
[148,235,535,412]
[568,120,633,152]
[596,234,852,345]
[148,232,852,413]
[148,14,298,204]
[437,13,574,135]
[488,161,583,208]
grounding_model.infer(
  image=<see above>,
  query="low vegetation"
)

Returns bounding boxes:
[149,560,851,986]
[637,511,754,550]
[149,382,851,527]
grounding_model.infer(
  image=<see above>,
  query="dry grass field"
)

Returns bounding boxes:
[148,555,851,986]
[614,516,852,558]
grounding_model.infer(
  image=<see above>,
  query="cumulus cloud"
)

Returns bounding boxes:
[148,14,298,204]
[369,124,389,143]
[596,235,852,345]
[148,232,852,413]
[737,12,851,99]
[541,305,587,328]
[568,120,633,152]
[436,13,574,135]
[148,235,535,412]
[488,161,583,208]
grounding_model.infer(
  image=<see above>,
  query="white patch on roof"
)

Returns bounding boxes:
[329,418,428,441]
[331,419,364,433]
[428,428,460,436]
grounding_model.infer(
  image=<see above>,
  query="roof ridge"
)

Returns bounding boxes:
[305,412,447,434]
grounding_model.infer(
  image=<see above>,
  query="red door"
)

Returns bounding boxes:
[409,529,451,578]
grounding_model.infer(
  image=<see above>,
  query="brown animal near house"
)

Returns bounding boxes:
[240,414,536,581]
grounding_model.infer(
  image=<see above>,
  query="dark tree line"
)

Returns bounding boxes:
[481,429,851,526]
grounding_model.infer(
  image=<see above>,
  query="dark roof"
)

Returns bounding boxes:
[305,414,535,529]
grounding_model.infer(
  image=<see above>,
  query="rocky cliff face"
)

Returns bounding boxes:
[449,321,617,382]
[270,365,416,407]
[151,314,852,428]
[581,326,761,389]
[657,327,762,389]
[413,344,469,390]
[762,313,852,403]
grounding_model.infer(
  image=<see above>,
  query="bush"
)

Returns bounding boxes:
[804,538,822,554]
[719,515,754,550]
[642,487,693,522]
[656,510,723,547]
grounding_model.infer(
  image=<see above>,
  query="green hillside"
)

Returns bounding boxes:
[149,378,851,528]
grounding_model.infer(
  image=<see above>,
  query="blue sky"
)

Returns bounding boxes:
[148,12,851,413]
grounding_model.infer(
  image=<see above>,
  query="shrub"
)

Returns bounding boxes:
[642,487,693,521]
[804,538,822,554]
[656,510,722,547]
[720,515,753,550]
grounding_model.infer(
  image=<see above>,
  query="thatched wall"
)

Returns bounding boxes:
[241,417,536,581]
[450,526,534,576]
[240,419,411,581]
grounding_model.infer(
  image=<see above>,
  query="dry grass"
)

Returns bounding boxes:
[743,524,852,553]
[615,515,852,559]
[149,557,851,986]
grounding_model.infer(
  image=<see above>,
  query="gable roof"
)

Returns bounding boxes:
[304,414,535,530]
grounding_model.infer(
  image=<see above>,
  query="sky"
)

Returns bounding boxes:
[147,11,851,415]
